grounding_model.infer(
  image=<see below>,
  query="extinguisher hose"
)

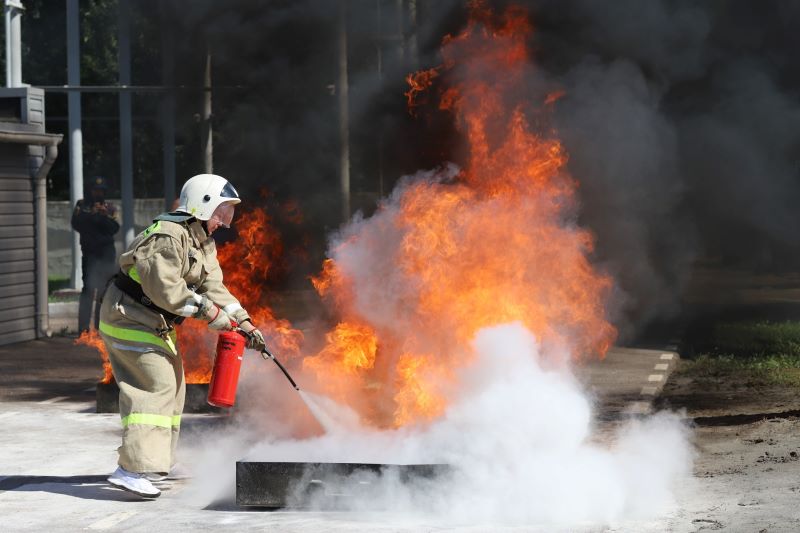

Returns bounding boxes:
[262,348,300,391]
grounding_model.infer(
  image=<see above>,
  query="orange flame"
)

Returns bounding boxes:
[318,323,378,374]
[310,258,338,297]
[405,67,441,115]
[174,318,215,384]
[75,329,113,384]
[303,2,617,428]
[393,353,448,427]
[544,89,565,106]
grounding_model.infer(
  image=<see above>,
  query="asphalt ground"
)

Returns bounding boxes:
[0,337,680,532]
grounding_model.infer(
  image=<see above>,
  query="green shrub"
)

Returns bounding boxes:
[683,320,800,387]
[706,320,800,359]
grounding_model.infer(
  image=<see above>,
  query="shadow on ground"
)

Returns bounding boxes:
[0,474,167,502]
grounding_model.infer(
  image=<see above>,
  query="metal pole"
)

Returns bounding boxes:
[160,3,176,209]
[33,140,62,337]
[201,51,213,174]
[66,0,83,289]
[8,0,21,86]
[338,0,350,221]
[5,0,23,87]
[118,0,134,247]
[4,2,10,86]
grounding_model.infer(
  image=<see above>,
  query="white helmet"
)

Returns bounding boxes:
[176,174,241,221]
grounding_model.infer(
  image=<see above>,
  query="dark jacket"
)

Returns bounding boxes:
[71,199,120,254]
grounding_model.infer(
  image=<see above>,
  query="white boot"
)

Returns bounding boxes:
[108,466,161,498]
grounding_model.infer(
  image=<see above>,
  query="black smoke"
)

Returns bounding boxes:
[165,0,800,338]
[527,0,800,337]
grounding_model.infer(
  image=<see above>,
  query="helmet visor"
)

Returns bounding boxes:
[220,181,240,200]
[209,202,236,229]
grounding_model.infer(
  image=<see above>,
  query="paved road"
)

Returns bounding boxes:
[0,337,680,532]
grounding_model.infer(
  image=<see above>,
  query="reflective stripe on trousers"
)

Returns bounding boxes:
[121,413,181,429]
[98,320,177,355]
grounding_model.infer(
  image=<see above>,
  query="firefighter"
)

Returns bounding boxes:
[99,174,266,498]
[71,176,120,333]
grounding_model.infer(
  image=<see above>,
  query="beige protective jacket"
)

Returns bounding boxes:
[118,216,250,326]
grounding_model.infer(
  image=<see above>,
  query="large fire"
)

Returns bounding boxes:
[75,2,615,430]
[302,1,617,427]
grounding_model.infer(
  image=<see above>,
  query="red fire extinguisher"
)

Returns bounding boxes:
[207,330,247,408]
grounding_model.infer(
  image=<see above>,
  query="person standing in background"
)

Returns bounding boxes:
[71,176,120,333]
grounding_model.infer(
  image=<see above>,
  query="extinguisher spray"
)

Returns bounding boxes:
[207,328,300,408]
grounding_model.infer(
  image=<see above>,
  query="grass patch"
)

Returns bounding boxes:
[48,293,78,303]
[707,321,800,359]
[48,276,71,294]
[681,320,800,388]
[48,276,79,302]
[681,353,800,388]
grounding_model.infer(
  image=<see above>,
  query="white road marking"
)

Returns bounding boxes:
[0,411,19,420]
[38,396,69,405]
[641,386,658,395]
[660,353,675,360]
[647,374,664,382]
[83,386,96,393]
[654,363,669,371]
[87,510,137,530]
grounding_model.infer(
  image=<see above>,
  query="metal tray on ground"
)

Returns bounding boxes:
[236,461,451,509]
[95,382,221,413]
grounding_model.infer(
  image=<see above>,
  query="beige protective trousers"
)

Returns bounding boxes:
[99,284,185,474]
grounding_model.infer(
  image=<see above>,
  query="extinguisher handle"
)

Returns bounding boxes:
[233,324,257,346]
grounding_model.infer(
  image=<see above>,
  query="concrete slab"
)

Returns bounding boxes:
[236,462,450,508]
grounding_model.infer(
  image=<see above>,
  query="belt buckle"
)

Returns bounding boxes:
[156,319,177,356]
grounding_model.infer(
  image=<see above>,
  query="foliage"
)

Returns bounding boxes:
[681,320,800,388]
[48,276,74,299]
[702,320,800,359]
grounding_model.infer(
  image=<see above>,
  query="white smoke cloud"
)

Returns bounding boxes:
[183,322,692,528]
